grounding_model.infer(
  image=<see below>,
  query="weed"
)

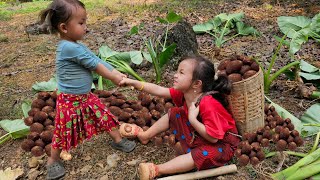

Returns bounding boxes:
[0,34,9,42]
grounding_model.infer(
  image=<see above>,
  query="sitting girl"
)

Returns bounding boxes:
[120,55,240,179]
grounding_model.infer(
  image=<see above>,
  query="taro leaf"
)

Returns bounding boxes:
[274,35,290,46]
[128,23,144,36]
[128,25,139,36]
[142,51,152,63]
[265,96,303,134]
[299,72,320,80]
[0,119,30,143]
[99,45,118,59]
[217,12,244,22]
[32,77,57,92]
[277,16,311,38]
[289,30,308,55]
[193,22,215,33]
[109,52,131,63]
[159,43,176,68]
[300,103,320,137]
[157,17,167,24]
[236,21,260,36]
[300,60,319,73]
[130,51,143,65]
[22,100,31,118]
[311,13,320,33]
[166,11,182,23]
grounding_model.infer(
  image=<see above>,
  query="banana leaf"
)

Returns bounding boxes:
[0,119,30,145]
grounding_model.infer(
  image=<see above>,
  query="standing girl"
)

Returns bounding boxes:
[120,55,240,180]
[38,0,136,179]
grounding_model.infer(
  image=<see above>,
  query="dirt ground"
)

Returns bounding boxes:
[0,0,319,179]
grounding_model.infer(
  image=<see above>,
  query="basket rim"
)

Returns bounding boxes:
[231,67,262,85]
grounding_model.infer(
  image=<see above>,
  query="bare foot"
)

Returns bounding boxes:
[137,132,150,145]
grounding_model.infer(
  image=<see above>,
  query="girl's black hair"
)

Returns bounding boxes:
[39,0,85,33]
[183,55,232,108]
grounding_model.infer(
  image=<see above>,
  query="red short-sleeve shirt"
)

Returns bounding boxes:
[169,88,236,139]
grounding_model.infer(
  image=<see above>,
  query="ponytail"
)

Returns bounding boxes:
[37,0,85,34]
[183,55,232,108]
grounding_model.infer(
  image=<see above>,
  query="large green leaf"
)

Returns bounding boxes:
[217,12,244,22]
[265,96,303,134]
[99,45,118,59]
[0,119,30,141]
[21,100,31,118]
[300,103,320,137]
[192,22,214,33]
[130,51,143,64]
[311,13,320,33]
[142,51,152,63]
[166,11,182,23]
[299,72,320,80]
[32,77,57,92]
[277,16,311,38]
[236,21,260,36]
[300,60,319,73]
[289,30,308,54]
[159,43,176,68]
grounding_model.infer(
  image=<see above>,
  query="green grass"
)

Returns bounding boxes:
[0,0,106,21]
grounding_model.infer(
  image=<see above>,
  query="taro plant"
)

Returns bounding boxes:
[277,13,320,55]
[192,12,260,48]
[129,11,181,84]
[255,35,300,94]
[97,45,145,90]
[0,101,30,145]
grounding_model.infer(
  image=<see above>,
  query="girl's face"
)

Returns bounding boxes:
[173,59,195,92]
[60,6,87,42]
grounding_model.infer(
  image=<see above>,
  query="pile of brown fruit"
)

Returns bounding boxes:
[21,91,56,157]
[234,104,304,166]
[217,54,260,82]
[95,90,177,147]
[21,90,177,157]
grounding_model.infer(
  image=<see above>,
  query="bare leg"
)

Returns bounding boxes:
[47,147,62,165]
[157,153,196,176]
[108,129,122,143]
[138,113,170,144]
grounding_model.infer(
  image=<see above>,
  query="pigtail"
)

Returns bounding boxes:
[212,75,231,95]
[38,8,56,34]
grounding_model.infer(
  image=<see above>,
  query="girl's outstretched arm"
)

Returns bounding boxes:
[95,63,125,85]
[188,102,218,144]
[120,78,171,99]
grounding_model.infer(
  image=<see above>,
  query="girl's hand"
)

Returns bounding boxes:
[188,102,199,123]
[119,77,131,87]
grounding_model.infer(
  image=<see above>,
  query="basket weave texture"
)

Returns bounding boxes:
[227,68,265,135]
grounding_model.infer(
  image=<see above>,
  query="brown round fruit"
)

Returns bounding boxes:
[226,60,243,74]
[31,146,44,157]
[238,154,250,166]
[40,130,53,143]
[31,99,46,109]
[24,116,34,126]
[243,70,257,79]
[27,132,40,141]
[34,139,45,148]
[21,139,35,152]
[30,123,44,133]
[250,156,260,166]
[240,65,251,75]
[228,73,242,82]
[288,142,297,151]
[276,139,287,151]
[45,144,51,156]
[33,111,48,123]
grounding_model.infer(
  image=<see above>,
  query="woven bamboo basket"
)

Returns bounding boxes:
[227,68,265,135]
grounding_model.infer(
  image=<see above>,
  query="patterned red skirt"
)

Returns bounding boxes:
[168,107,240,170]
[51,92,119,151]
